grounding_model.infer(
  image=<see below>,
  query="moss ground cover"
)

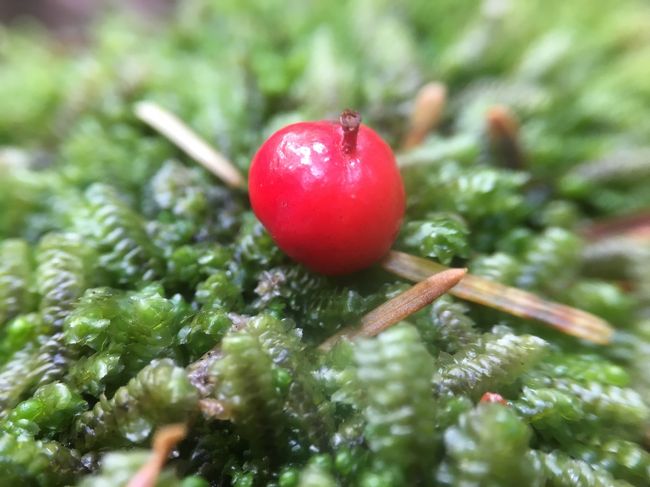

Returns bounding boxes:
[0,0,649,485]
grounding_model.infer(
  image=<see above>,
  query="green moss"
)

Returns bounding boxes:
[79,184,163,286]
[0,334,74,412]
[435,332,548,400]
[2,382,86,439]
[211,328,288,462]
[63,285,188,375]
[440,404,543,486]
[0,433,80,486]
[428,295,479,354]
[0,240,36,327]
[532,449,635,487]
[75,359,198,451]
[355,324,438,481]
[36,233,97,329]
[398,213,470,265]
[0,0,649,484]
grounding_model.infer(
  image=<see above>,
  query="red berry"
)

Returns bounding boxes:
[249,110,405,275]
[479,392,508,406]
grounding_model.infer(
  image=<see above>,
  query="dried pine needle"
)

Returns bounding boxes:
[381,251,614,344]
[134,101,247,190]
[581,211,650,241]
[127,423,188,487]
[319,268,466,351]
[568,148,650,184]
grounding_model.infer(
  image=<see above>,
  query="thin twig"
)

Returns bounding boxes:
[127,423,188,487]
[581,211,650,242]
[319,268,466,351]
[401,82,447,151]
[568,148,650,184]
[381,251,614,345]
[134,101,247,190]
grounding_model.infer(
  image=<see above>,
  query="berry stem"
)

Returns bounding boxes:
[340,109,361,154]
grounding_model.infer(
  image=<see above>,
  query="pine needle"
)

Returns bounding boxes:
[134,101,247,190]
[568,148,650,184]
[581,211,650,241]
[319,268,466,351]
[381,251,614,345]
[127,423,188,487]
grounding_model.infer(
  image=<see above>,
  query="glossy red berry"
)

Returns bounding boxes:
[479,392,508,406]
[249,110,405,275]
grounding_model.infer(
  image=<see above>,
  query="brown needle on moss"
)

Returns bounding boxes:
[134,101,247,190]
[381,251,614,345]
[581,211,650,241]
[319,267,466,351]
[127,423,188,487]
[402,82,447,150]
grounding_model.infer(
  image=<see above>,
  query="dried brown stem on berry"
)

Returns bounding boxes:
[340,109,361,154]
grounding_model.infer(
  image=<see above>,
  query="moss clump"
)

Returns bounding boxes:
[0,0,649,484]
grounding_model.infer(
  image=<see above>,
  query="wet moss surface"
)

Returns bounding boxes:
[0,0,649,485]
